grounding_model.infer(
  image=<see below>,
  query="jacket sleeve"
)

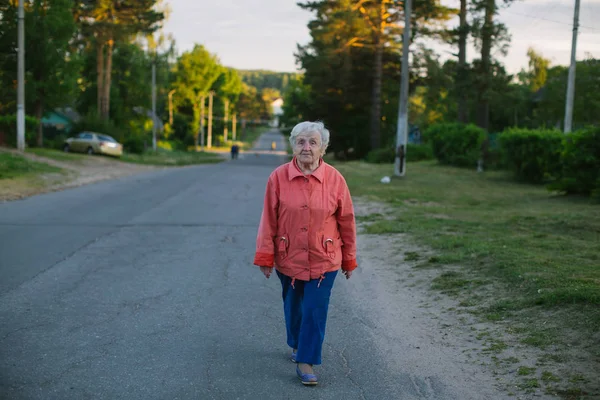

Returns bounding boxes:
[253,174,278,268]
[336,177,358,271]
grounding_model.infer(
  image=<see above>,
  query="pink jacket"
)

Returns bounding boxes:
[254,157,358,284]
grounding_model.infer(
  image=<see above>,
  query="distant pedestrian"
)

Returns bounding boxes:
[254,121,358,386]
[271,141,276,151]
[230,144,239,159]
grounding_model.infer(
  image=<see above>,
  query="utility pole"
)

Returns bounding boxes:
[152,60,157,151]
[199,95,206,151]
[564,0,580,133]
[232,113,237,141]
[394,0,412,177]
[168,89,176,125]
[16,0,25,151]
[207,91,214,149]
[223,98,229,142]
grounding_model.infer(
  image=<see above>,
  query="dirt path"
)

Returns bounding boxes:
[0,148,157,202]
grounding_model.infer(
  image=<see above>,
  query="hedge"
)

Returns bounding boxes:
[549,126,600,198]
[498,128,564,183]
[0,115,40,148]
[424,123,486,167]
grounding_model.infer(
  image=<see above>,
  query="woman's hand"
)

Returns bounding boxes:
[260,266,273,279]
[342,270,353,279]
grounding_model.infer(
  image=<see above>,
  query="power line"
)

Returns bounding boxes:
[503,9,597,31]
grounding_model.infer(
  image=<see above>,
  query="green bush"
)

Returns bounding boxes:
[549,126,600,197]
[45,134,69,150]
[407,144,434,162]
[365,144,434,164]
[123,136,146,154]
[0,115,39,148]
[498,128,563,183]
[424,123,486,167]
[365,147,395,163]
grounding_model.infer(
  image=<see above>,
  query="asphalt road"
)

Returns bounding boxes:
[0,129,509,400]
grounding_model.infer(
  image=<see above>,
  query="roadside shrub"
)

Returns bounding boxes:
[365,144,434,164]
[424,123,486,167]
[123,136,146,154]
[365,147,395,164]
[45,134,69,150]
[499,128,563,183]
[549,126,600,197]
[406,143,434,162]
[0,115,39,148]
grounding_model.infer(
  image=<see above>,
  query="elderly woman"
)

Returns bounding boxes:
[253,121,358,386]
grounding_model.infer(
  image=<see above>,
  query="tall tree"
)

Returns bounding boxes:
[0,0,78,145]
[295,0,453,155]
[76,0,164,120]
[171,45,222,143]
[471,0,511,131]
[28,0,79,146]
[212,68,243,142]
[519,47,550,92]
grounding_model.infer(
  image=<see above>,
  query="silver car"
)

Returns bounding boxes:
[63,132,123,157]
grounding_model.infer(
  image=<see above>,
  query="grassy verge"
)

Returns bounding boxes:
[121,150,224,166]
[26,147,86,162]
[334,160,600,396]
[0,152,66,200]
[0,152,62,179]
[27,147,224,166]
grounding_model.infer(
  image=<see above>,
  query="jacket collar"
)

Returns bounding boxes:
[289,156,325,183]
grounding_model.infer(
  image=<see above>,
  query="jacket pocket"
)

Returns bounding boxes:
[322,236,337,260]
[276,234,289,260]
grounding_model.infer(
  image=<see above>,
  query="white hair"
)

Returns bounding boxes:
[289,121,330,154]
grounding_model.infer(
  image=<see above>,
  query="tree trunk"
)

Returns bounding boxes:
[97,40,105,117]
[370,34,383,150]
[35,98,44,147]
[457,0,468,123]
[102,38,114,120]
[477,0,495,132]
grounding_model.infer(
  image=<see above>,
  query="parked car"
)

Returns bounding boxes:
[63,132,123,157]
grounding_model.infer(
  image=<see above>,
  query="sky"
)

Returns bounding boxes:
[162,0,600,74]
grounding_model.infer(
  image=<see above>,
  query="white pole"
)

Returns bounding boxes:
[207,91,213,149]
[394,0,412,176]
[200,96,206,151]
[564,0,580,133]
[152,61,157,151]
[16,0,25,151]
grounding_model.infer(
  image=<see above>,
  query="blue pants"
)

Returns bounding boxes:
[277,270,338,365]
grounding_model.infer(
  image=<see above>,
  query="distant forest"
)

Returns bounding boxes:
[236,70,300,93]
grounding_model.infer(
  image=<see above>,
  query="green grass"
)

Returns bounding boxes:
[333,161,600,321]
[518,366,536,376]
[27,147,86,162]
[26,147,224,166]
[120,150,223,166]
[334,160,600,396]
[518,378,540,393]
[541,371,560,383]
[0,152,62,179]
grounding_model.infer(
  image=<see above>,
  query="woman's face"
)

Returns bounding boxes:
[293,132,322,164]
